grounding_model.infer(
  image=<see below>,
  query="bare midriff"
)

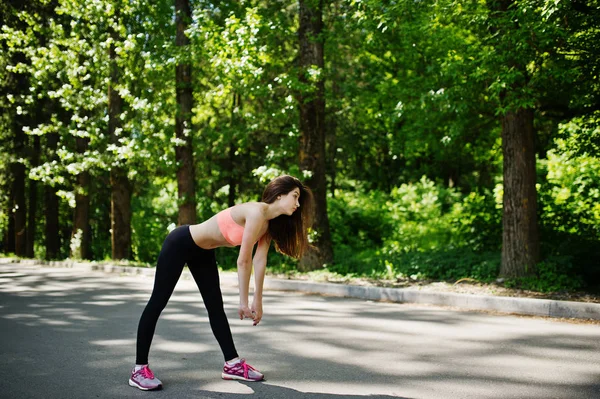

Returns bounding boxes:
[188,216,235,250]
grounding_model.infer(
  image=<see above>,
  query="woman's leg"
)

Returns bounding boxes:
[135,227,187,365]
[187,250,239,361]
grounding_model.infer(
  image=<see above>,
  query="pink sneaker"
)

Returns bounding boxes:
[222,359,264,382]
[129,365,163,390]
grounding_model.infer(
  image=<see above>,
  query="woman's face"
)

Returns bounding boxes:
[278,187,301,215]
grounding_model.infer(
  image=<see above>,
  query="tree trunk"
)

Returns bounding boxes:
[7,165,26,258]
[110,168,131,260]
[298,0,333,271]
[500,108,539,277]
[91,172,112,261]
[175,0,197,225]
[45,133,60,260]
[11,165,27,257]
[2,208,15,253]
[327,0,340,197]
[327,80,339,198]
[486,0,541,278]
[228,141,237,208]
[108,12,131,260]
[71,137,91,259]
[26,135,41,257]
[227,92,240,208]
[4,214,15,254]
[9,52,28,257]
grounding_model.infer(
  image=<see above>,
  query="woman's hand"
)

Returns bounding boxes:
[251,300,263,326]
[238,304,255,322]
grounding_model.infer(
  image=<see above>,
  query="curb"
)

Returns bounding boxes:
[3,258,600,321]
[263,279,600,320]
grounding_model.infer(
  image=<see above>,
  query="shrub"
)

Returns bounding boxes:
[504,255,584,293]
[380,248,500,282]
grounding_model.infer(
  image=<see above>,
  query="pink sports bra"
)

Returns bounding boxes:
[217,208,245,246]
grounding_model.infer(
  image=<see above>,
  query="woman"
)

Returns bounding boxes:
[129,175,313,391]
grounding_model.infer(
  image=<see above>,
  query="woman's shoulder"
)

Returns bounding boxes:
[235,202,268,218]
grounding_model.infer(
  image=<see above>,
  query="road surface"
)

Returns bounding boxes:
[1,263,599,398]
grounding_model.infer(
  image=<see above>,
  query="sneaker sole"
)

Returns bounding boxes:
[221,372,264,382]
[129,378,163,391]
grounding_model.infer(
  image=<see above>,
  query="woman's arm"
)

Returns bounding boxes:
[251,235,271,325]
[236,207,264,321]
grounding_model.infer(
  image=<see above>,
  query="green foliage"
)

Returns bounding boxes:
[539,139,600,241]
[329,187,390,249]
[325,173,588,293]
[324,178,502,282]
[536,127,600,286]
[557,112,600,158]
[329,245,382,277]
[385,249,501,283]
[449,189,502,252]
[385,176,462,250]
[327,0,499,191]
[1,0,599,295]
[131,177,178,263]
[504,256,584,293]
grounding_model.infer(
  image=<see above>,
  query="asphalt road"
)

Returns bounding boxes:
[1,263,599,399]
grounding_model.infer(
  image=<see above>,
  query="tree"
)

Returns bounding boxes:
[26,135,40,258]
[45,132,60,259]
[298,0,333,270]
[5,16,29,257]
[108,6,131,260]
[1,0,60,258]
[499,107,539,277]
[484,0,546,277]
[175,0,197,225]
[71,136,91,259]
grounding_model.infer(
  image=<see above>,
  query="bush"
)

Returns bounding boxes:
[504,255,584,293]
[384,176,462,252]
[539,143,600,242]
[329,245,383,277]
[449,189,502,252]
[327,178,503,282]
[536,137,600,288]
[131,177,178,264]
[380,248,500,282]
[328,188,391,249]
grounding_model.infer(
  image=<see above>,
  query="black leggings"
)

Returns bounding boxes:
[135,225,238,364]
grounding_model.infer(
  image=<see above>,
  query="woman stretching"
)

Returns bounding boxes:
[129,175,313,391]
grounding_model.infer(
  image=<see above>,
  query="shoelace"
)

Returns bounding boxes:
[240,360,256,379]
[225,359,257,379]
[139,366,155,379]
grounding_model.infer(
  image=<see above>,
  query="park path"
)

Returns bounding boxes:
[1,262,599,399]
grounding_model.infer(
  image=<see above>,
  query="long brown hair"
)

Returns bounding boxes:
[262,175,314,259]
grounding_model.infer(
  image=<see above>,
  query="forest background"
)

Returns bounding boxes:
[1,0,599,294]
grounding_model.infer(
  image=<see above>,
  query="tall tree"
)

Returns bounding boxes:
[3,0,31,257]
[26,135,40,258]
[24,4,55,259]
[175,0,197,225]
[2,0,70,259]
[8,55,28,257]
[485,0,541,277]
[71,137,91,259]
[109,7,131,260]
[500,107,539,277]
[45,133,60,259]
[298,0,333,270]
[227,93,241,208]
[9,131,27,257]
